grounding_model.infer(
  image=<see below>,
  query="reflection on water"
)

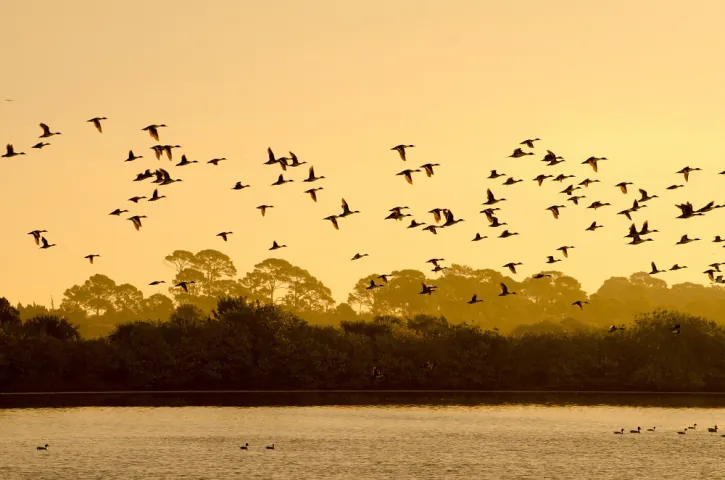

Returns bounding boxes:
[0,397,724,479]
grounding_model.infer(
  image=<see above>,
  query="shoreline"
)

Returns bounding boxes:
[3,389,725,396]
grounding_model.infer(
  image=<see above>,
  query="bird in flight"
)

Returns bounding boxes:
[142,124,166,141]
[87,117,107,133]
[84,254,101,264]
[391,144,415,161]
[39,123,61,138]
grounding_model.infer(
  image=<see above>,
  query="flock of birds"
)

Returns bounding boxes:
[6,117,725,328]
[613,423,725,437]
[34,422,725,452]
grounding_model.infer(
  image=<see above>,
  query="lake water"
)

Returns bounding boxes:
[1,393,724,479]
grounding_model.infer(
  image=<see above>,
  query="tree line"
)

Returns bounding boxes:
[1,297,724,392]
[7,248,725,338]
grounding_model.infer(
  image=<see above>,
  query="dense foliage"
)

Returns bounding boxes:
[2,296,725,393]
[11,249,725,338]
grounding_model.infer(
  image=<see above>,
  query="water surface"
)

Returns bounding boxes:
[1,397,724,479]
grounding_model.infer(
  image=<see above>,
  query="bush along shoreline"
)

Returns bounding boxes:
[1,297,725,393]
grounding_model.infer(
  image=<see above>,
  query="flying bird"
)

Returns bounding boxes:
[397,169,420,185]
[420,163,440,177]
[39,123,61,138]
[28,230,48,245]
[519,138,540,148]
[39,237,56,249]
[175,281,195,293]
[467,294,484,304]
[304,187,323,201]
[84,254,101,264]
[2,144,25,157]
[128,215,147,231]
[269,241,287,250]
[142,124,166,141]
[391,144,415,160]
[87,117,107,133]
[509,148,534,158]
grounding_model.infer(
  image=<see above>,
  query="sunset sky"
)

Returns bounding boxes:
[3,0,725,307]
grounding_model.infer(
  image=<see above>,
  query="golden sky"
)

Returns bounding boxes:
[3,0,725,306]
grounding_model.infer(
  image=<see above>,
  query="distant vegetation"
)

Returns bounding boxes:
[1,297,725,392]
[7,249,725,338]
[4,248,725,392]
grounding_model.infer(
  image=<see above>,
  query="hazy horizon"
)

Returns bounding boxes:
[4,0,725,308]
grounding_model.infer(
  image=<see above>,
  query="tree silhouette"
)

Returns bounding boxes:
[0,297,20,330]
[241,258,293,304]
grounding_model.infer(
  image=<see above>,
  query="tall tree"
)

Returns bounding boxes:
[241,258,293,304]
[62,274,118,316]
[282,265,335,313]
[165,250,197,275]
